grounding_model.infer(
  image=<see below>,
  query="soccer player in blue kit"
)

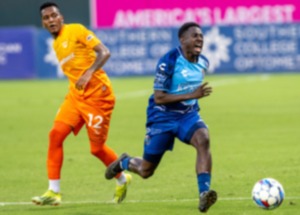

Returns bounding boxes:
[105,22,217,213]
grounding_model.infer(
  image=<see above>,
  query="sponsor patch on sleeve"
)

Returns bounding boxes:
[86,34,94,41]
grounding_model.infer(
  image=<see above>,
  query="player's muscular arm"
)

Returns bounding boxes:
[154,82,212,105]
[75,43,110,90]
[88,43,111,72]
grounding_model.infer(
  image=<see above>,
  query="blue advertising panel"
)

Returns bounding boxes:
[95,23,300,75]
[35,22,300,78]
[94,23,300,76]
[94,27,177,76]
[0,27,36,79]
[36,29,64,79]
[202,23,300,74]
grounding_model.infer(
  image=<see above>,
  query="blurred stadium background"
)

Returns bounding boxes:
[1,0,300,79]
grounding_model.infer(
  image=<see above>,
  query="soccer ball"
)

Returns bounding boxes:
[252,178,285,210]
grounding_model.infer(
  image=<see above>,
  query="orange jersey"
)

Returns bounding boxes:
[53,23,113,99]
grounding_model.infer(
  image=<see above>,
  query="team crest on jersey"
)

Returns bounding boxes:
[86,34,94,41]
[62,41,68,48]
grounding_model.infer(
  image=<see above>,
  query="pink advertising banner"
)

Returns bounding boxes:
[91,0,300,28]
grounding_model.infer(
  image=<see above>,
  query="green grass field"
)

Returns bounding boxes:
[0,73,299,215]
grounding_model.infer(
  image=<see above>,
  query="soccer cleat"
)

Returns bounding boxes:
[105,153,130,180]
[199,190,217,213]
[32,190,62,206]
[113,173,132,203]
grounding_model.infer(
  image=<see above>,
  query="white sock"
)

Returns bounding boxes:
[116,173,127,185]
[49,179,60,193]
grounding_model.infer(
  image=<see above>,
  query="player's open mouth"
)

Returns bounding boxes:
[194,45,202,52]
[49,24,56,30]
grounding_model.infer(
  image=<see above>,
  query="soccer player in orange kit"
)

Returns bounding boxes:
[32,2,131,206]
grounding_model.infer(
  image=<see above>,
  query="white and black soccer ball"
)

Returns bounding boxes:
[252,178,285,210]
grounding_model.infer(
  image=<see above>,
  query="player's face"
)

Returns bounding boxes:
[181,26,204,57]
[41,6,64,37]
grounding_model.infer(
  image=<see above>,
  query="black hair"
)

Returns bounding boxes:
[178,22,201,38]
[40,2,59,12]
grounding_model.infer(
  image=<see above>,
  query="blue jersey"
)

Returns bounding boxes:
[147,47,209,125]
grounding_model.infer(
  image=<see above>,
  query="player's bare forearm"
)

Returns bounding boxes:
[154,82,212,105]
[75,43,110,90]
[154,91,193,104]
[192,82,212,99]
[89,43,111,72]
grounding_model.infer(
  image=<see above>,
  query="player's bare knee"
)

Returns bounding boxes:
[192,134,210,151]
[199,137,210,151]
[191,128,209,145]
[201,135,210,147]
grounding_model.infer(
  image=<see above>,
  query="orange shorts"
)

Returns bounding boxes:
[55,92,115,143]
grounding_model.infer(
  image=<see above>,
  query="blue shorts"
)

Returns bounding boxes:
[143,111,207,163]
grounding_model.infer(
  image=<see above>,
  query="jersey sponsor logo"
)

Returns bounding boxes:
[177,83,199,92]
[60,53,74,66]
[155,72,167,83]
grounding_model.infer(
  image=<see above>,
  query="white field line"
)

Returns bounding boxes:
[1,195,299,206]
[116,74,270,100]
